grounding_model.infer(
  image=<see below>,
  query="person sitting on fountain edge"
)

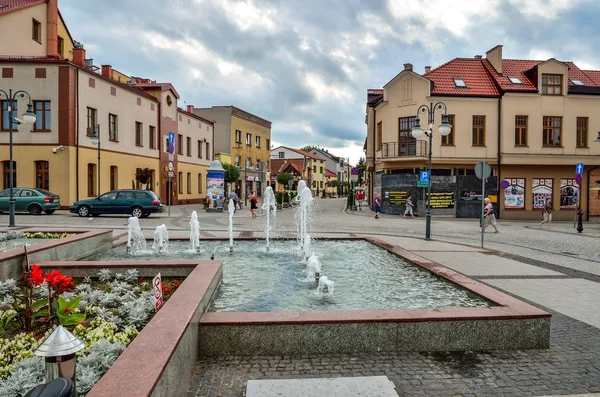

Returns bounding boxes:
[249,191,258,219]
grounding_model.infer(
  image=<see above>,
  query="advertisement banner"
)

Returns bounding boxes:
[503,178,525,209]
[429,192,455,209]
[560,178,579,209]
[385,190,408,205]
[532,178,553,209]
[206,172,225,201]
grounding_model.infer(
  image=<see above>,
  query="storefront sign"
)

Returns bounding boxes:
[532,178,553,209]
[503,178,525,209]
[386,190,408,205]
[246,176,256,181]
[429,192,455,209]
[460,190,482,201]
[207,172,225,202]
[560,178,579,209]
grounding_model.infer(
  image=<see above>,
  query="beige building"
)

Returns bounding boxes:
[193,106,271,202]
[270,146,326,194]
[0,0,214,209]
[366,45,600,220]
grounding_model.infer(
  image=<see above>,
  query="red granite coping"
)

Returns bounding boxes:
[0,229,111,262]
[87,260,222,397]
[36,260,203,269]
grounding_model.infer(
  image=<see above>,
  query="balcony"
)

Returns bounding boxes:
[381,141,427,158]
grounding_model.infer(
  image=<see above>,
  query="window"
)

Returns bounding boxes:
[110,166,118,190]
[86,107,97,137]
[376,121,383,150]
[149,126,156,149]
[313,166,316,172]
[246,157,251,168]
[256,136,261,148]
[472,115,486,146]
[87,163,96,196]
[576,117,588,148]
[398,116,416,141]
[2,161,16,189]
[235,130,242,143]
[198,173,203,194]
[266,139,270,149]
[187,137,191,156]
[453,78,467,88]
[198,140,203,158]
[178,134,183,155]
[35,161,49,190]
[571,79,584,86]
[542,116,562,146]
[187,172,191,194]
[515,115,528,146]
[235,155,241,167]
[31,100,51,131]
[32,19,41,43]
[542,74,562,95]
[135,122,143,146]
[508,77,522,84]
[108,114,118,141]
[57,36,64,57]
[278,152,284,158]
[178,172,183,194]
[246,133,252,145]
[441,114,455,146]
[320,166,323,173]
[206,142,210,160]
[1,100,18,131]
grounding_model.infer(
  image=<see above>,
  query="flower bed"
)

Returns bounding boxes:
[0,266,181,396]
[0,231,76,242]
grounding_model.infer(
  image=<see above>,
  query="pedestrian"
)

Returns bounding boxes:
[249,191,258,219]
[540,198,552,228]
[482,198,499,233]
[228,190,239,213]
[357,190,364,210]
[403,194,415,217]
[374,193,381,219]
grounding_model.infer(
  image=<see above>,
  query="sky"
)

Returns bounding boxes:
[59,0,600,165]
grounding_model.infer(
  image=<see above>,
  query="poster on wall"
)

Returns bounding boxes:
[560,179,579,209]
[206,172,225,201]
[429,192,455,209]
[503,178,525,209]
[386,190,408,205]
[532,178,553,209]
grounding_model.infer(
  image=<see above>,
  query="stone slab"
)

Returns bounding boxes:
[362,234,483,252]
[246,376,397,397]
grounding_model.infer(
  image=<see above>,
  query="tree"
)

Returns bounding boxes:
[300,145,318,153]
[277,173,294,189]
[223,163,240,194]
[357,157,366,185]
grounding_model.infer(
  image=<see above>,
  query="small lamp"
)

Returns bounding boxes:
[411,118,424,138]
[90,124,100,146]
[34,325,85,396]
[438,114,452,136]
[594,131,600,143]
[22,103,37,124]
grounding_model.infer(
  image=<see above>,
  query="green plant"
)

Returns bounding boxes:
[135,168,153,184]
[223,163,241,187]
[0,309,18,335]
[276,192,284,205]
[23,232,75,239]
[277,173,294,188]
[56,296,86,326]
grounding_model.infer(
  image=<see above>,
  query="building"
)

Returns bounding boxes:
[0,0,214,208]
[270,146,326,194]
[365,45,600,220]
[193,106,271,201]
[308,147,349,196]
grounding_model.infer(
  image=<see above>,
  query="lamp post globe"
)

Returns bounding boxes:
[411,118,425,138]
[22,103,37,125]
[594,132,600,143]
[438,114,452,136]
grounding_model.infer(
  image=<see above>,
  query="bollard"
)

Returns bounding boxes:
[577,211,584,233]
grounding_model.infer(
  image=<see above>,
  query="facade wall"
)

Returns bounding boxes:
[57,15,74,60]
[175,161,207,203]
[193,107,232,155]
[0,4,48,57]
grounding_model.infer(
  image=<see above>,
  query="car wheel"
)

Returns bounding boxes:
[131,206,144,218]
[28,204,42,215]
[141,212,150,218]
[77,205,90,217]
[44,210,55,215]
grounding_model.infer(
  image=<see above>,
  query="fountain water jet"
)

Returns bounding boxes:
[299,186,313,248]
[303,234,312,260]
[316,276,334,296]
[296,180,307,248]
[126,217,146,254]
[304,254,321,283]
[228,198,235,252]
[262,186,277,251]
[190,211,200,253]
[152,224,169,254]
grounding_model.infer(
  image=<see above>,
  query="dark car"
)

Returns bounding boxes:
[70,189,164,218]
[0,188,60,215]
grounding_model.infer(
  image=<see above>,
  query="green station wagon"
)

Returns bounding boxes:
[70,189,164,218]
[0,188,61,215]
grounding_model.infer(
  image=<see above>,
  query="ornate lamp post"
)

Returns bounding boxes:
[0,90,37,227]
[410,102,452,240]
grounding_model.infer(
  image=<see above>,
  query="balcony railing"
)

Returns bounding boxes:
[381,141,427,158]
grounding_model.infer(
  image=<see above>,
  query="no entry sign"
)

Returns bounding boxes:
[153,273,163,311]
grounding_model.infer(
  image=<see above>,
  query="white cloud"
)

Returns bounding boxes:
[527,48,554,60]
[212,0,279,33]
[304,72,353,102]
[508,0,583,19]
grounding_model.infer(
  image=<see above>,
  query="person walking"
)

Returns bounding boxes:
[374,193,381,219]
[482,197,499,233]
[403,194,415,217]
[540,198,552,228]
[249,191,258,219]
[357,190,364,210]
[228,190,239,213]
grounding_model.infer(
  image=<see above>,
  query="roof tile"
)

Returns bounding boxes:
[425,58,500,97]
[0,0,46,15]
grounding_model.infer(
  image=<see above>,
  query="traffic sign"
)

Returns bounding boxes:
[419,170,430,183]
[417,181,429,188]
[351,167,359,175]
[500,180,510,189]
[168,161,174,171]
[475,161,492,180]
[576,162,584,175]
[153,273,163,311]
[168,153,174,161]
[168,143,175,154]
[168,132,175,144]
[168,171,174,178]
[576,173,583,185]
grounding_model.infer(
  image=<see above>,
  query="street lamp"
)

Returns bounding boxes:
[411,102,452,240]
[594,132,600,143]
[0,89,37,227]
[89,124,101,196]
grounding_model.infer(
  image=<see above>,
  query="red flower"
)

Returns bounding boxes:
[173,280,180,288]
[28,265,44,287]
[64,307,70,314]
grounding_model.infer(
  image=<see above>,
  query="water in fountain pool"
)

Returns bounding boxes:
[89,239,490,312]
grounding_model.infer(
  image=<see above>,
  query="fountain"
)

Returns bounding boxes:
[262,186,277,251]
[303,234,312,260]
[228,198,235,252]
[296,180,307,247]
[316,276,334,297]
[299,187,314,248]
[190,211,200,253]
[126,216,146,254]
[152,224,169,254]
[303,253,321,283]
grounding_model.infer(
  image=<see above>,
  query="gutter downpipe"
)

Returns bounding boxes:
[588,166,599,221]
[75,67,80,202]
[497,96,502,219]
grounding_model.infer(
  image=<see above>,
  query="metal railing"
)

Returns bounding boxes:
[381,141,427,158]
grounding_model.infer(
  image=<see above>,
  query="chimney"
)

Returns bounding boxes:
[424,66,431,74]
[46,0,58,57]
[101,65,112,79]
[403,63,413,71]
[485,45,503,75]
[187,105,194,113]
[72,45,86,67]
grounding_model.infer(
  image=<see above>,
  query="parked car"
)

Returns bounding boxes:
[0,188,60,215]
[70,189,164,218]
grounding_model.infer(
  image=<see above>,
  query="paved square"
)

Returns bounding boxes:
[246,376,397,397]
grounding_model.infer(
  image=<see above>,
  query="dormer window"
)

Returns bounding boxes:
[453,78,467,88]
[541,74,562,95]
[508,77,522,84]
[571,79,584,86]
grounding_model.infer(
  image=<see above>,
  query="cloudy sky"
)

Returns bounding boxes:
[59,0,600,164]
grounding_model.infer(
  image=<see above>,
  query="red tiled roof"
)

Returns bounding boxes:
[270,159,305,175]
[583,70,600,86]
[278,146,321,160]
[325,169,336,177]
[176,108,214,125]
[425,58,500,97]
[484,59,538,92]
[0,0,46,15]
